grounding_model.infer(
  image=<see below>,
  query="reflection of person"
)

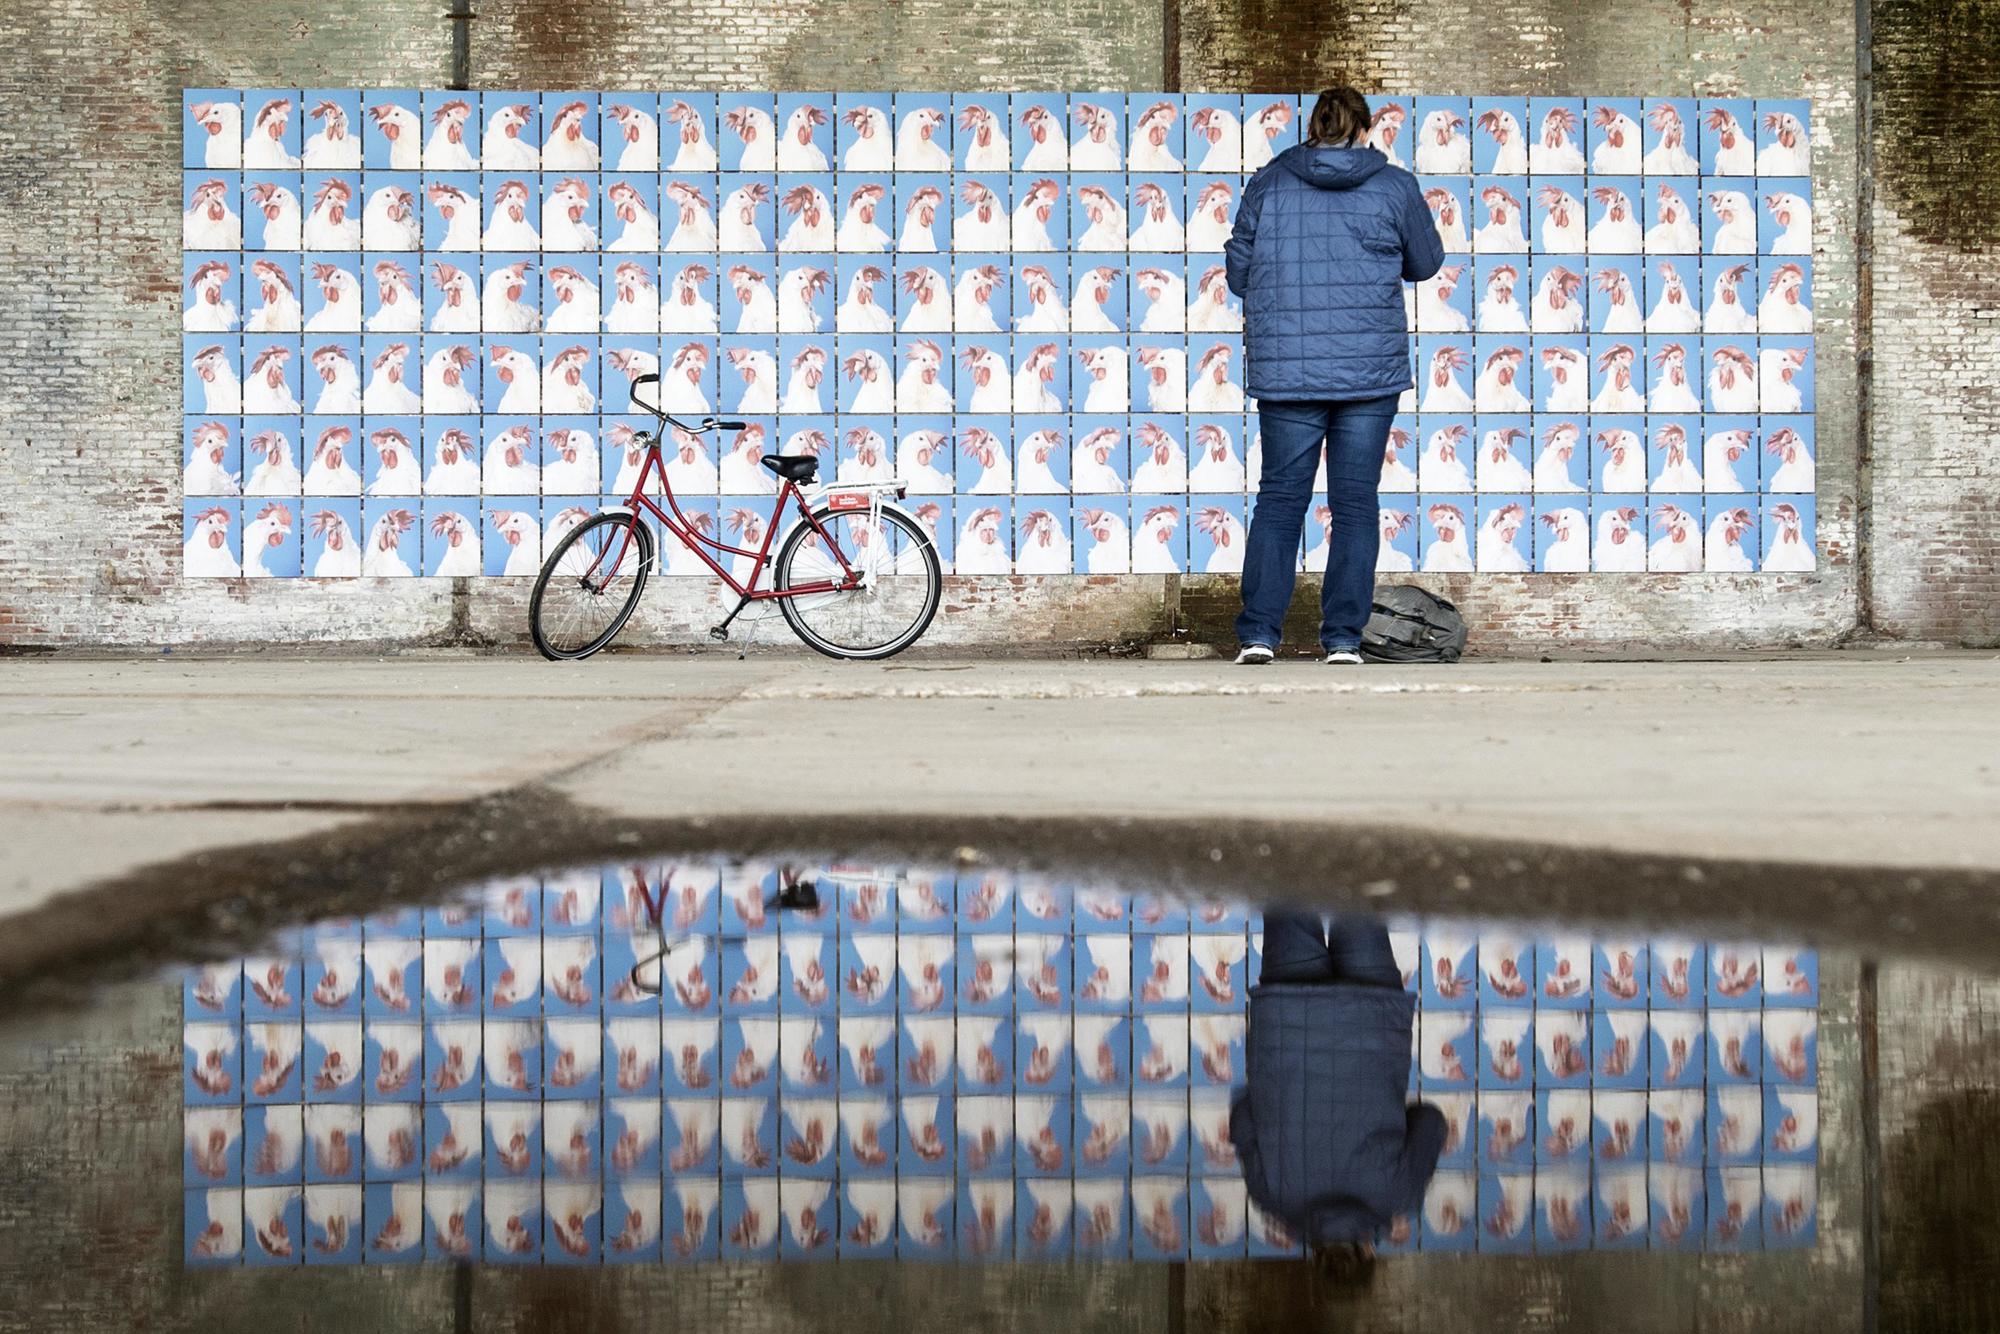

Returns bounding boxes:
[1230,908,1446,1270]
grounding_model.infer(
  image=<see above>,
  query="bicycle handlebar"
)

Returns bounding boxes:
[628,373,746,434]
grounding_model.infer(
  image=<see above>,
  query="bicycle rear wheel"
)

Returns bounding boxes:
[773,505,942,660]
[529,511,654,660]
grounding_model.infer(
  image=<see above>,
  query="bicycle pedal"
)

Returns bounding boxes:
[707,626,728,642]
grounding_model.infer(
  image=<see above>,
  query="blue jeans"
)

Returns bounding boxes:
[1259,909,1402,989]
[1235,395,1399,653]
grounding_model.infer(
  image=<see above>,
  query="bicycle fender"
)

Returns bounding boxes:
[776,497,932,547]
[872,499,934,531]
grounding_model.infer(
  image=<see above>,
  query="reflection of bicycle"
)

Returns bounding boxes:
[626,867,822,998]
[529,373,942,661]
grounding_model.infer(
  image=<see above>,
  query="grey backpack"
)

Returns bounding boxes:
[1360,586,1468,663]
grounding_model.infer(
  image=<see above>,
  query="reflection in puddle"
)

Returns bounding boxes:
[179,861,1819,1266]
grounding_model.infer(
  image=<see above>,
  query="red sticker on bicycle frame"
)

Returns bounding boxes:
[826,492,870,511]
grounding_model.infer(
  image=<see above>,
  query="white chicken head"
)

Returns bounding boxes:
[1539,105,1579,147]
[1592,104,1638,150]
[1539,506,1584,545]
[902,338,945,383]
[1420,108,1464,148]
[309,508,352,549]
[1762,110,1807,152]
[1192,180,1235,227]
[783,103,829,149]
[1071,101,1117,146]
[1766,425,1806,463]
[311,426,352,471]
[1591,184,1633,223]
[1480,185,1521,227]
[425,181,472,224]
[622,261,665,303]
[1424,187,1462,230]
[1475,107,1520,148]
[1537,185,1581,231]
[1651,503,1695,544]
[959,426,1001,468]
[1597,428,1641,467]
[434,427,475,467]
[1427,503,1466,543]
[782,184,828,230]
[1193,505,1241,547]
[430,509,474,548]
[310,343,354,384]
[370,427,412,469]
[188,100,238,141]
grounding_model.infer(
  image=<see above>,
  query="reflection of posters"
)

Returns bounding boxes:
[183,858,1820,1264]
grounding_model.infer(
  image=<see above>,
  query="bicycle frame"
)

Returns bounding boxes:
[607,432,861,601]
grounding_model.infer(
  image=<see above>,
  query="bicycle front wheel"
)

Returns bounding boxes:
[773,505,942,660]
[529,511,654,660]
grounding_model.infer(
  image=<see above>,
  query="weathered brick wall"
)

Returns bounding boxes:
[0,1,458,649]
[0,0,1990,650]
[1864,0,2000,647]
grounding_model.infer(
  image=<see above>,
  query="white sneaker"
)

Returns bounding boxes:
[1324,649,1364,665]
[1235,644,1275,665]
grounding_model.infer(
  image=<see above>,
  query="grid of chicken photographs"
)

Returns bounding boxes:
[181,864,1820,1264]
[181,92,1814,579]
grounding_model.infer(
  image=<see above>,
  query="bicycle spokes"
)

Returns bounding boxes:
[530,512,653,660]
[775,507,941,658]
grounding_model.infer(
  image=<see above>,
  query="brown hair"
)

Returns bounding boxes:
[1310,1240,1380,1290]
[1306,87,1373,147]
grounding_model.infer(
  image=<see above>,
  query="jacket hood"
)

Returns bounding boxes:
[1275,142,1389,190]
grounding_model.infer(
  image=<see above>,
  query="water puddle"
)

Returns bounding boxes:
[161,861,1830,1260]
[0,850,1934,1326]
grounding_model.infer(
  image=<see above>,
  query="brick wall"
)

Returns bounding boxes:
[1863,0,2000,646]
[0,1,458,649]
[0,0,1990,650]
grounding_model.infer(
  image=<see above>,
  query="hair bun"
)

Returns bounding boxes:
[1308,86,1373,147]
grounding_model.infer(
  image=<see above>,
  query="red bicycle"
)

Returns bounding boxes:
[529,373,942,661]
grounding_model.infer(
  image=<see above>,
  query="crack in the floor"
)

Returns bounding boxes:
[94,798,462,815]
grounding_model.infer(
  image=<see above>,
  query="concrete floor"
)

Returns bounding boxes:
[3,648,1998,992]
[2,649,1998,1331]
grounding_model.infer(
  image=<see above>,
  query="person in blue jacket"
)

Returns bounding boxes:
[1225,86,1445,665]
[1230,907,1448,1269]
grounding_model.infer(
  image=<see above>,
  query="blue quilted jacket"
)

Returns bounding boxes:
[1228,982,1448,1245]
[1225,143,1444,402]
